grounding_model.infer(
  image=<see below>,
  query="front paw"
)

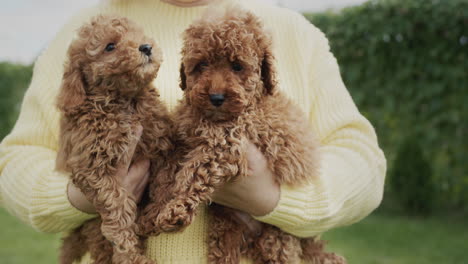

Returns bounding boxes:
[156,203,194,232]
[130,254,156,264]
[137,204,163,236]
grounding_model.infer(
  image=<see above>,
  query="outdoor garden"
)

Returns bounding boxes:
[0,0,466,263]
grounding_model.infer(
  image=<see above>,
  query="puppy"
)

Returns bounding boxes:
[56,15,172,264]
[138,6,345,264]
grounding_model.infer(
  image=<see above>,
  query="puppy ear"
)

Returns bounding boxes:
[57,61,86,112]
[179,63,187,91]
[261,49,278,95]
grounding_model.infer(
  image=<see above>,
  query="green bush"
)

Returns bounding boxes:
[390,134,434,215]
[306,0,468,210]
[0,62,33,140]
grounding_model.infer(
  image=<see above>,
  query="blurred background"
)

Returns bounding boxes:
[0,0,467,263]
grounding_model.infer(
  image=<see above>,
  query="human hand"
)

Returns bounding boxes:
[67,125,150,214]
[213,141,280,217]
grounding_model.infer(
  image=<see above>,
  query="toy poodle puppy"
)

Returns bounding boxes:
[138,5,345,264]
[56,15,172,264]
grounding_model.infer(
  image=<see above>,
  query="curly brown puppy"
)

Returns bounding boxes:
[56,15,172,264]
[139,5,345,264]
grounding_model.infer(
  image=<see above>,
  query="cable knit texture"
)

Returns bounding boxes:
[0,0,386,263]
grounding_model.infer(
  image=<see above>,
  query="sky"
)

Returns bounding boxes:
[0,0,368,64]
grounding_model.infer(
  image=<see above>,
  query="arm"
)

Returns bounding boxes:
[0,9,99,233]
[214,23,386,237]
[255,25,386,237]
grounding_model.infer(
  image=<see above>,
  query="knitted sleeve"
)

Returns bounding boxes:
[254,18,386,237]
[0,9,98,233]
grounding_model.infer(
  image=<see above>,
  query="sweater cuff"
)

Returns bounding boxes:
[253,184,326,231]
[30,168,96,232]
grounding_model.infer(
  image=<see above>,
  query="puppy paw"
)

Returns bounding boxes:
[156,203,194,232]
[112,252,155,264]
[136,205,162,236]
[131,255,156,264]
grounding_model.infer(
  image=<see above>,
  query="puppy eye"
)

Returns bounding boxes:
[105,43,116,52]
[194,61,208,72]
[231,62,243,72]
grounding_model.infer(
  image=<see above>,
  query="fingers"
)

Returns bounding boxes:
[115,125,143,174]
[126,159,150,184]
[231,210,262,235]
[67,180,96,214]
[134,171,150,202]
[245,141,265,163]
[125,125,144,169]
[245,141,267,175]
[126,159,150,201]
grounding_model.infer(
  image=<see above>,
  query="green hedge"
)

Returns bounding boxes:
[0,62,32,140]
[306,0,468,211]
[391,134,434,215]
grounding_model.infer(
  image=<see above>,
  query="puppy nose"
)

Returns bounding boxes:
[209,94,225,107]
[139,44,152,56]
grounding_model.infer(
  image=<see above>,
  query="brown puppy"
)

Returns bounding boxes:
[139,6,345,264]
[56,15,172,264]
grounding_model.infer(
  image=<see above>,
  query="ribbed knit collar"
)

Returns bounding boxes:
[103,0,247,26]
[160,0,218,8]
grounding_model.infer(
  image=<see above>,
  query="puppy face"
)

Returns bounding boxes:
[58,15,162,111]
[180,7,277,122]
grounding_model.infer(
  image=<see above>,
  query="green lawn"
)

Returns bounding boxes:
[0,209,60,263]
[0,208,466,264]
[323,212,467,264]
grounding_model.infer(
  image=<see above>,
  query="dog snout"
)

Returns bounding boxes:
[209,94,225,107]
[139,44,152,56]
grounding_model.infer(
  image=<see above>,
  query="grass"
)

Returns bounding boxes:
[0,208,466,264]
[322,212,467,264]
[0,209,60,264]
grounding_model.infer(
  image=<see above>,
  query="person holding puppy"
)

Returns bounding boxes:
[0,0,386,263]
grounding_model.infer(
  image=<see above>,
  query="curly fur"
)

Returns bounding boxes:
[138,5,346,264]
[56,15,172,264]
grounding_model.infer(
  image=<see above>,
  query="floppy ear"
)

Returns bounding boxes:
[179,63,187,91]
[57,61,86,112]
[261,49,278,95]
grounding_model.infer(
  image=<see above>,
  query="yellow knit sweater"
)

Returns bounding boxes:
[0,0,386,263]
